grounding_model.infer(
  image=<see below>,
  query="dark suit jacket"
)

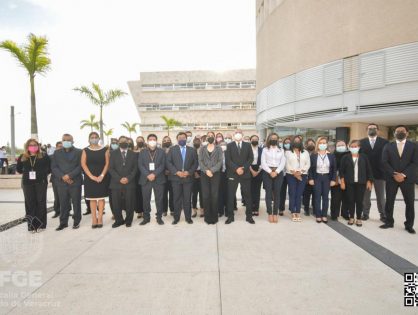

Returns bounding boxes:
[250,146,263,172]
[51,148,83,186]
[308,153,337,181]
[225,141,254,179]
[108,149,138,189]
[359,137,388,180]
[138,148,166,185]
[166,145,198,183]
[339,153,373,184]
[382,141,418,184]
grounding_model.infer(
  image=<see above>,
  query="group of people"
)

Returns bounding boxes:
[16,123,418,234]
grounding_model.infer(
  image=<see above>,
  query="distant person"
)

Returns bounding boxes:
[303,138,316,215]
[192,137,203,218]
[249,135,263,216]
[134,136,146,219]
[161,136,174,216]
[331,140,350,221]
[50,141,63,218]
[0,146,8,174]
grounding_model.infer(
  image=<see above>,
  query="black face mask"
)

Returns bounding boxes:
[368,128,377,137]
[293,142,302,149]
[269,140,278,146]
[307,145,315,151]
[251,140,259,146]
[395,132,407,141]
[207,137,215,144]
[119,142,128,149]
[137,142,144,148]
[163,142,171,148]
[128,143,134,149]
[193,143,201,149]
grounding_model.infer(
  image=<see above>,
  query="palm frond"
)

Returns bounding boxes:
[73,86,101,105]
[104,89,127,105]
[25,33,51,75]
[0,40,30,71]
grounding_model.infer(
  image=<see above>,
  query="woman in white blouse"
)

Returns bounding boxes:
[285,139,311,222]
[261,133,286,223]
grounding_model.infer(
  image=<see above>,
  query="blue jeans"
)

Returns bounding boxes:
[314,174,330,217]
[286,174,307,213]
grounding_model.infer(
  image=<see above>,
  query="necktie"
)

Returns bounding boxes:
[181,146,186,170]
[237,142,241,155]
[371,139,375,149]
[397,142,404,157]
[122,151,126,164]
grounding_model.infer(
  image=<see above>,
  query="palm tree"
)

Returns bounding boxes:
[121,122,139,139]
[80,114,100,132]
[103,128,114,145]
[161,115,182,136]
[0,34,51,139]
[74,83,127,143]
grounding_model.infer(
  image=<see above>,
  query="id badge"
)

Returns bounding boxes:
[149,163,155,171]
[29,171,37,180]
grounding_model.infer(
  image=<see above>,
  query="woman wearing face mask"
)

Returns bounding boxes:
[302,138,316,215]
[340,140,373,227]
[279,137,292,215]
[249,135,263,216]
[81,132,110,228]
[308,137,337,223]
[330,140,350,221]
[285,139,310,222]
[215,133,224,145]
[199,131,223,224]
[192,137,203,218]
[261,133,286,223]
[218,141,228,217]
[133,136,146,219]
[162,136,174,216]
[17,139,51,232]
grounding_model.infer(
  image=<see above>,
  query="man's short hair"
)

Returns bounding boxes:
[147,134,158,140]
[177,132,187,139]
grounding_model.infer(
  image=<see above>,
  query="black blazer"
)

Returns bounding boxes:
[225,141,254,179]
[166,145,198,183]
[138,148,166,185]
[382,141,418,184]
[308,153,337,181]
[17,154,51,185]
[359,137,388,180]
[339,153,373,184]
[51,147,83,186]
[108,149,138,189]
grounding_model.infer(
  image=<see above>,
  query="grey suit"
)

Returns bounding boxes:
[138,148,166,220]
[166,145,198,221]
[109,149,138,225]
[51,147,83,226]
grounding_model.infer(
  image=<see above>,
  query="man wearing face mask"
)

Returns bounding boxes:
[186,131,193,147]
[51,134,83,231]
[225,129,255,224]
[303,139,316,215]
[138,134,166,225]
[134,136,146,219]
[359,123,388,222]
[381,125,418,234]
[162,136,174,216]
[166,132,198,224]
[108,136,138,228]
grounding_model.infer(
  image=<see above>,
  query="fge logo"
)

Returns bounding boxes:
[0,271,42,287]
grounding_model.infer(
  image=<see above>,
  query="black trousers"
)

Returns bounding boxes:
[52,180,60,214]
[111,187,136,225]
[163,179,174,213]
[22,181,48,230]
[135,182,143,213]
[346,183,366,220]
[279,175,288,211]
[250,170,263,211]
[330,185,349,218]
[192,174,201,209]
[218,171,228,215]
[303,184,315,212]
[263,172,284,215]
[58,184,82,226]
[172,181,193,221]
[227,177,252,219]
[141,181,165,220]
[385,181,415,228]
[201,172,220,224]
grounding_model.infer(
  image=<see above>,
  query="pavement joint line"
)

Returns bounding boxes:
[215,223,223,315]
[327,219,418,276]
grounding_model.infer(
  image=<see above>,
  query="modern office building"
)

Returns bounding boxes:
[128,70,257,140]
[256,0,418,142]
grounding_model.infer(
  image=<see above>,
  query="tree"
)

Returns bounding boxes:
[161,115,181,136]
[103,128,114,145]
[0,33,51,139]
[80,114,100,132]
[121,122,139,139]
[74,83,127,144]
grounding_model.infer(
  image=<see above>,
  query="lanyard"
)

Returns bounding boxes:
[148,149,156,162]
[29,156,37,170]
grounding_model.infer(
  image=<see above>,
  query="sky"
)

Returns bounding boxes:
[0,0,256,148]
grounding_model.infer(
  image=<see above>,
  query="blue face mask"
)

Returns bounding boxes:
[318,144,327,151]
[350,147,360,154]
[111,143,119,150]
[336,146,346,153]
[284,143,291,150]
[178,139,187,147]
[62,141,72,149]
[279,143,283,149]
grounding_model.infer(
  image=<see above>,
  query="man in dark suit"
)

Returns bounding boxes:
[50,141,63,218]
[225,129,255,224]
[51,134,83,230]
[108,136,138,228]
[380,125,418,234]
[359,123,388,222]
[138,134,166,225]
[166,132,198,224]
[249,135,263,216]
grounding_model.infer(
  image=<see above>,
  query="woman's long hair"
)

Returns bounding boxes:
[266,132,280,149]
[21,138,44,161]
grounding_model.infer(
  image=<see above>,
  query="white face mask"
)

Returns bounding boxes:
[202,141,208,146]
[186,136,192,143]
[234,133,243,141]
[225,138,232,144]
[221,145,227,151]
[148,140,157,148]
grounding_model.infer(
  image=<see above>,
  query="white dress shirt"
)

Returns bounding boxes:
[261,146,286,174]
[353,156,359,182]
[252,146,258,165]
[285,150,311,175]
[316,153,330,174]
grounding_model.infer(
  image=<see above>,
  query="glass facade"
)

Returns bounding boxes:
[141,80,256,91]
[138,102,256,111]
[268,126,337,142]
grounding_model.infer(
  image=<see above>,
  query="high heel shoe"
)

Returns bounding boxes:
[273,215,278,223]
[97,224,103,228]
[268,214,273,223]
[92,224,98,229]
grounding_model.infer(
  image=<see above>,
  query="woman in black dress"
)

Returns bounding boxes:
[81,132,110,228]
[17,138,51,232]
